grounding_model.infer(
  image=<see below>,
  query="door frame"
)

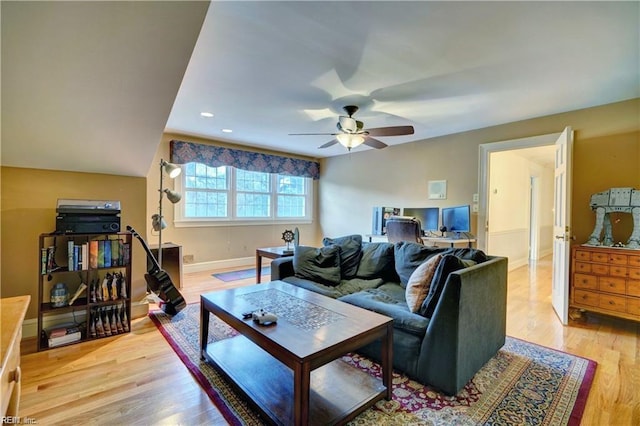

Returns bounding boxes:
[477,132,561,252]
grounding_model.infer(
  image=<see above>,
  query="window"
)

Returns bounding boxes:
[175,163,312,226]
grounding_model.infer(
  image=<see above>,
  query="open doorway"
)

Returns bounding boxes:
[477,134,557,270]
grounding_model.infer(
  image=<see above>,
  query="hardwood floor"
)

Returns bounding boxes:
[18,259,640,425]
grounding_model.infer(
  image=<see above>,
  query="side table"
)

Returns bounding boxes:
[255,246,294,283]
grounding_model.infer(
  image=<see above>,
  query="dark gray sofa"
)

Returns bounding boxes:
[270,237,508,395]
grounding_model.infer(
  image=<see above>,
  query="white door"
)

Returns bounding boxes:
[552,127,573,324]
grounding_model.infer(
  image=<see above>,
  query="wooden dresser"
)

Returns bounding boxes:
[1,295,30,417]
[571,245,640,321]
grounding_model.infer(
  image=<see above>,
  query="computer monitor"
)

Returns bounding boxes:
[402,207,439,233]
[441,205,471,234]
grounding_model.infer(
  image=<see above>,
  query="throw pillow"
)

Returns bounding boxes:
[293,245,341,286]
[405,254,443,313]
[419,254,466,318]
[394,242,449,287]
[444,248,488,263]
[356,242,398,282]
[323,234,363,279]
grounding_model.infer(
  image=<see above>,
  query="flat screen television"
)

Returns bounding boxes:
[441,205,471,234]
[402,207,439,233]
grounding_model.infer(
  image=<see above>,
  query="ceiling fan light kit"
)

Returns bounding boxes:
[290,105,414,152]
[336,133,365,150]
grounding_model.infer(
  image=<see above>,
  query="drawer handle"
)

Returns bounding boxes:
[609,301,615,305]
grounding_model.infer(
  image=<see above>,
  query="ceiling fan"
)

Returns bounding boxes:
[289,105,414,151]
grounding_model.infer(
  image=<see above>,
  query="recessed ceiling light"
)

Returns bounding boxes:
[221,129,233,133]
[200,112,214,118]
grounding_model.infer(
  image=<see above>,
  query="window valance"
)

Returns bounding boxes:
[170,140,320,180]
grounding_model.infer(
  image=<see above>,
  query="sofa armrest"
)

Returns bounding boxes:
[270,257,295,280]
[417,256,508,395]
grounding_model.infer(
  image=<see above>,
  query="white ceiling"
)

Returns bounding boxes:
[2,1,639,177]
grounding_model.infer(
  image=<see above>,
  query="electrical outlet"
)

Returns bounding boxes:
[472,204,479,212]
[472,193,479,202]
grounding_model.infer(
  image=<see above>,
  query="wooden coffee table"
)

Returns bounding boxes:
[200,280,393,426]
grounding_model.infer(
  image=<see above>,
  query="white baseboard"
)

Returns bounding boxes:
[508,257,529,271]
[183,256,267,274]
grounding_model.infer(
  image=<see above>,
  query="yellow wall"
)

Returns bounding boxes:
[1,167,147,319]
[573,130,640,243]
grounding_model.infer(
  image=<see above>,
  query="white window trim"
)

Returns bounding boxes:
[173,164,314,228]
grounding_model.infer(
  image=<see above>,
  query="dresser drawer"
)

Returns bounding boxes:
[599,277,626,294]
[608,253,628,265]
[628,268,640,280]
[592,252,609,263]
[573,273,597,290]
[598,294,627,313]
[628,280,640,297]
[628,256,640,267]
[574,262,592,273]
[610,266,627,278]
[627,298,640,316]
[592,264,610,275]
[575,250,591,261]
[573,289,599,307]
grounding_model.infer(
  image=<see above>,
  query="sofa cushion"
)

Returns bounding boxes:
[323,234,363,279]
[356,242,398,282]
[293,245,341,286]
[444,247,488,263]
[405,253,443,313]
[338,283,429,337]
[282,276,342,298]
[394,242,449,287]
[282,276,384,299]
[419,254,467,318]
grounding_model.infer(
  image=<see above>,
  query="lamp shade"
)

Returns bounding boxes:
[336,133,365,149]
[164,188,181,204]
[151,214,167,232]
[161,160,181,179]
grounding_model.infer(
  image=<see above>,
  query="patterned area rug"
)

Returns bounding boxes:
[150,304,596,425]
[212,267,268,282]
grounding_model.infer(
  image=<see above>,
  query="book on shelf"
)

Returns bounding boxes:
[46,324,81,339]
[48,331,81,347]
[111,240,120,266]
[98,240,105,268]
[89,240,98,268]
[104,239,112,267]
[68,240,75,271]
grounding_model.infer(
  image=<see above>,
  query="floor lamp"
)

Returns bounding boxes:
[153,159,181,268]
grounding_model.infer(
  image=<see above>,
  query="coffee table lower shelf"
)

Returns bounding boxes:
[203,334,387,425]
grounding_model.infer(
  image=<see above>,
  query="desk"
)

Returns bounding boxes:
[423,237,476,248]
[1,295,30,417]
[149,243,183,289]
[255,246,294,283]
[365,234,476,248]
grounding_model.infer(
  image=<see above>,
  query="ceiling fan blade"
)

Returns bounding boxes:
[363,137,387,149]
[366,125,414,137]
[318,139,339,149]
[289,133,338,136]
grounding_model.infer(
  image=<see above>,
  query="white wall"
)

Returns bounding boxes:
[487,151,554,269]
